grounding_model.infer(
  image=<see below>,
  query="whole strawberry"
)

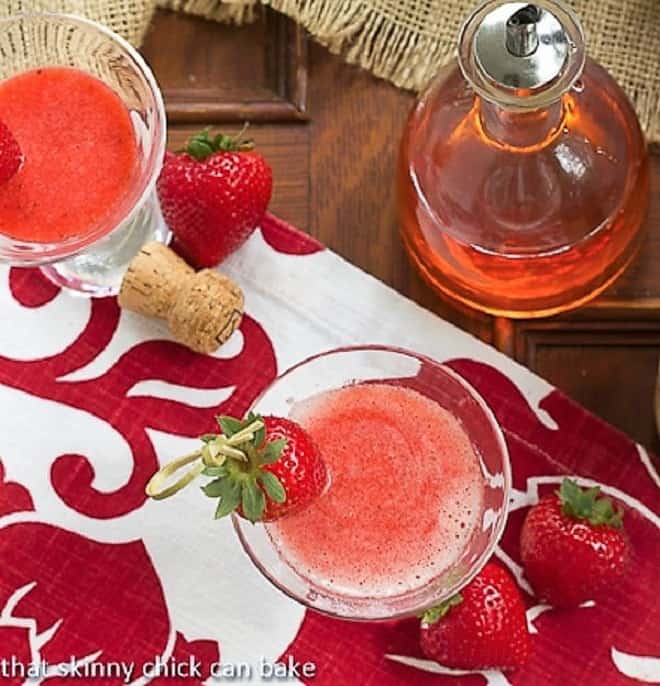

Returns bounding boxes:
[146,412,328,522]
[420,562,531,671]
[520,478,630,608]
[157,127,272,268]
[0,118,22,185]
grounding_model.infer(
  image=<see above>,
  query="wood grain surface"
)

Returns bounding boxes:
[142,8,660,452]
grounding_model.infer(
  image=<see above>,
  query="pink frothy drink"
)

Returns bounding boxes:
[233,347,511,620]
[267,384,486,598]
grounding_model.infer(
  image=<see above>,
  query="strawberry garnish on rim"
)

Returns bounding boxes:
[0,118,23,185]
[146,413,327,523]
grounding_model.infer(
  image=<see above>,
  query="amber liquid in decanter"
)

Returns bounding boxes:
[398,2,650,318]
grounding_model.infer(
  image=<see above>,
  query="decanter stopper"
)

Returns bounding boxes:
[505,5,541,56]
[460,0,585,107]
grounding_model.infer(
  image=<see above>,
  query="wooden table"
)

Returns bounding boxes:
[142,8,660,452]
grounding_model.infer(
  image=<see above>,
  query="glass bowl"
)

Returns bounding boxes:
[0,12,167,296]
[233,346,511,621]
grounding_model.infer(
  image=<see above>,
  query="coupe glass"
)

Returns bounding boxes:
[233,346,511,620]
[0,13,167,296]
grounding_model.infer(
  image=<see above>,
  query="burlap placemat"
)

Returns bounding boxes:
[4,1,659,142]
[1,1,157,45]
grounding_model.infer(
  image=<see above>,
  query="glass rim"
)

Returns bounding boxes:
[0,11,167,264]
[232,344,512,621]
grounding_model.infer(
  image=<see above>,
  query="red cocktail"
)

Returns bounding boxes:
[269,383,485,599]
[0,67,139,244]
[0,13,166,296]
[234,347,511,620]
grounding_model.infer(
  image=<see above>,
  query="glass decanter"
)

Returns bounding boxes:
[398,0,650,318]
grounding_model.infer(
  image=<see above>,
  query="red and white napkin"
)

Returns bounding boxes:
[0,214,657,685]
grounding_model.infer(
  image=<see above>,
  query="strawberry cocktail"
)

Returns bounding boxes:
[269,383,484,598]
[0,13,166,296]
[233,347,511,620]
[0,67,138,244]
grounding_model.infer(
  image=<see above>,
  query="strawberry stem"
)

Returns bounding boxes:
[146,420,264,499]
[557,478,624,528]
[185,123,254,161]
[421,593,463,625]
[145,413,286,523]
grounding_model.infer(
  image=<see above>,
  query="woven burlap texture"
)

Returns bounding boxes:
[5,1,659,141]
[1,1,157,45]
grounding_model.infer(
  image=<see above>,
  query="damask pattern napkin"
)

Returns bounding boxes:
[0,214,657,685]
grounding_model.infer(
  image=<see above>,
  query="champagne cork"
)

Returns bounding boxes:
[119,242,244,354]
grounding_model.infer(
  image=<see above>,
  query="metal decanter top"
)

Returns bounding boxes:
[459,1,585,108]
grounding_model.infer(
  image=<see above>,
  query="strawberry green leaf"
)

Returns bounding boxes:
[591,497,624,527]
[187,139,214,161]
[558,478,624,528]
[559,478,580,502]
[185,126,254,160]
[585,486,601,500]
[217,416,243,437]
[201,478,229,498]
[421,593,463,625]
[214,480,241,519]
[214,134,231,150]
[202,466,227,478]
[593,498,611,518]
[200,434,218,443]
[192,127,211,141]
[251,414,266,446]
[241,480,266,522]
[259,439,286,465]
[258,471,286,503]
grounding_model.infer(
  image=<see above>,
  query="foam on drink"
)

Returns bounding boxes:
[266,383,486,599]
